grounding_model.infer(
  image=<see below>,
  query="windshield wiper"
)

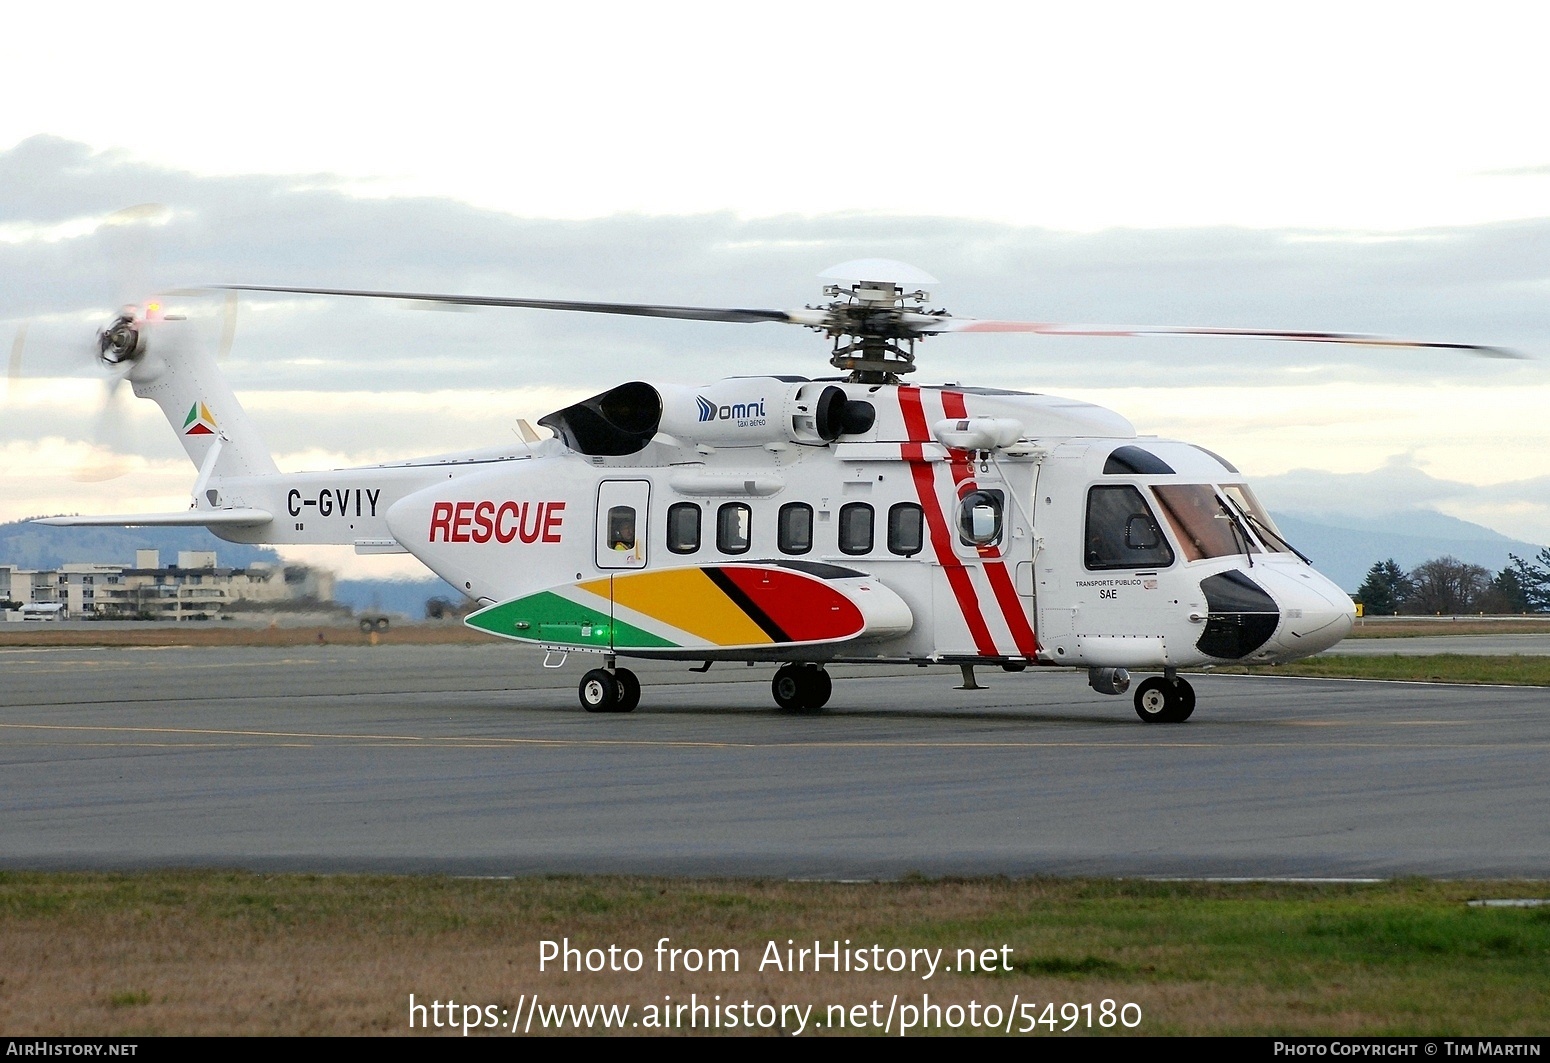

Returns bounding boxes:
[1216,501,1256,566]
[1223,496,1312,566]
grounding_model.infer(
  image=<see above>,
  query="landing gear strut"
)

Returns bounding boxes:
[579,664,640,713]
[772,663,832,713]
[1132,673,1195,723]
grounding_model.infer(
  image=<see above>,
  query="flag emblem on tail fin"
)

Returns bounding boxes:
[183,402,218,436]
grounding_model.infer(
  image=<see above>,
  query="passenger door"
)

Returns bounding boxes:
[595,480,650,570]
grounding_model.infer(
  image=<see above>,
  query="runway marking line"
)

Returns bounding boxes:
[1202,673,1549,690]
[2,723,1545,752]
[0,722,1218,749]
[1281,719,1473,727]
[0,722,428,742]
[4,742,319,749]
[0,658,332,676]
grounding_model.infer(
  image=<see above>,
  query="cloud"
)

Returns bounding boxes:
[1478,164,1550,178]
[3,135,1546,396]
[4,139,1549,570]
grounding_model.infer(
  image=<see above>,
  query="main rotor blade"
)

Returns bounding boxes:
[918,316,1526,358]
[219,285,795,325]
[7,322,27,393]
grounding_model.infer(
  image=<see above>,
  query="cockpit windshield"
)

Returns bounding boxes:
[1151,484,1260,562]
[1221,484,1298,555]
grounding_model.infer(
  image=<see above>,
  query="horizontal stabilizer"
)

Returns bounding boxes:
[353,538,409,554]
[34,509,274,528]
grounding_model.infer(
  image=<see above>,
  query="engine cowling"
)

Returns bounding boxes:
[657,379,874,447]
[538,378,877,455]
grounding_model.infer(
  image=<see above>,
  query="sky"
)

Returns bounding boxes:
[3,2,1548,578]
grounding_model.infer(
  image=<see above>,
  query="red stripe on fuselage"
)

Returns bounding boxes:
[982,553,1038,657]
[898,385,932,442]
[717,566,864,643]
[898,387,998,657]
[939,390,1039,658]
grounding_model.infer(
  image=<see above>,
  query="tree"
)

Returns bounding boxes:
[1478,565,1530,614]
[1406,556,1491,615]
[1508,551,1550,613]
[1357,559,1412,616]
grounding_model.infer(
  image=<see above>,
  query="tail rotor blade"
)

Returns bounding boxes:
[70,374,134,483]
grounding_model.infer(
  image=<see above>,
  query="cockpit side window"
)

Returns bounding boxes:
[1152,484,1258,562]
[1085,485,1175,570]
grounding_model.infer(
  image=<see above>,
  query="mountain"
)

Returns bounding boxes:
[1270,511,1544,591]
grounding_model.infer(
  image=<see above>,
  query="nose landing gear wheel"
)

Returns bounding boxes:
[579,669,619,713]
[772,663,831,713]
[1133,676,1195,723]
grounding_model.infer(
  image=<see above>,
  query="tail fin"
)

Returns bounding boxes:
[125,295,279,480]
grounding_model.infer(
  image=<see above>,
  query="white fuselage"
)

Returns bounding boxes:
[228,378,1352,668]
[60,306,1355,674]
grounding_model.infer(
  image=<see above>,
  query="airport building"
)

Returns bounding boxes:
[0,550,335,621]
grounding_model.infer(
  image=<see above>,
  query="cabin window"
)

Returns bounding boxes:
[717,502,751,554]
[957,490,1004,547]
[838,502,874,555]
[888,502,924,556]
[666,502,700,554]
[1085,485,1175,569]
[778,502,813,555]
[606,506,637,552]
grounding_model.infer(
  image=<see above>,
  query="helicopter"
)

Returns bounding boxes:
[31,259,1519,722]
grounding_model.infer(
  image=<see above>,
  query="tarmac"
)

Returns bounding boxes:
[3,639,1546,878]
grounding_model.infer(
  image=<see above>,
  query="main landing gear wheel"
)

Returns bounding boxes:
[772,663,832,713]
[579,668,640,713]
[579,669,618,713]
[614,667,640,713]
[1133,676,1196,724]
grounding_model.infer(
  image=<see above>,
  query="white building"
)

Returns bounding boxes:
[2,550,336,621]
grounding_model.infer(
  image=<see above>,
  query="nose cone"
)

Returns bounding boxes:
[1256,565,1356,661]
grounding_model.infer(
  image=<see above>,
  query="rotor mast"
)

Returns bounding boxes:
[813,260,942,384]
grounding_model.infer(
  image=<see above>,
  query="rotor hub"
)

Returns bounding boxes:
[816,278,940,383]
[97,310,145,367]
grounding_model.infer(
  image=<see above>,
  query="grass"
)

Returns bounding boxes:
[1208,654,1550,686]
[1349,619,1550,638]
[1,872,1547,1036]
